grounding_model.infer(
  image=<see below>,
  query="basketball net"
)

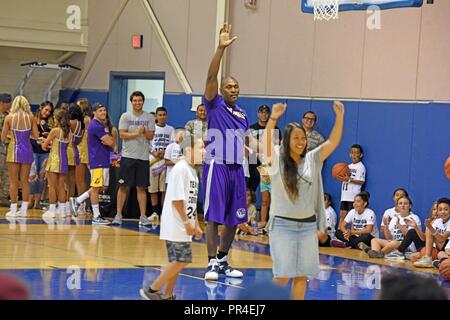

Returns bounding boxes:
[313,0,339,21]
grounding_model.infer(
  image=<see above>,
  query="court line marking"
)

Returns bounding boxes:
[0,233,250,289]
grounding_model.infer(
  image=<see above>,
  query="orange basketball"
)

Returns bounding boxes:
[439,258,450,281]
[445,156,450,180]
[332,162,350,182]
[419,247,439,260]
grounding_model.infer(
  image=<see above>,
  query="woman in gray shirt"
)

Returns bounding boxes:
[262,101,344,300]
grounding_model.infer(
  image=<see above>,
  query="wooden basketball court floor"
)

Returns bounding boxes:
[1,207,449,300]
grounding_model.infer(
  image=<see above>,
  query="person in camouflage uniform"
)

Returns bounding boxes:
[0,93,12,206]
[301,111,325,152]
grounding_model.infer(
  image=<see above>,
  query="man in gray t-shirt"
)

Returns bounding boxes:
[119,111,155,161]
[112,91,155,226]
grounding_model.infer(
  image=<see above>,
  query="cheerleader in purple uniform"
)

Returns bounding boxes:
[42,109,70,218]
[1,96,38,217]
[65,105,85,217]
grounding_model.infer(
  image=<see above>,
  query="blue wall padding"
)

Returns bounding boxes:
[410,103,450,218]
[59,89,449,222]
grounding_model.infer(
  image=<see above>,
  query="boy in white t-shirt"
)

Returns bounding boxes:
[164,129,185,185]
[148,107,175,222]
[140,136,204,300]
[339,144,365,225]
[414,197,450,268]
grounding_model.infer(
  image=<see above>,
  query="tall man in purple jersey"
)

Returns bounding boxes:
[70,103,114,225]
[203,23,259,281]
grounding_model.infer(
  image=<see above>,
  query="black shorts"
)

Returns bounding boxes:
[340,201,354,212]
[118,157,149,187]
[246,165,260,192]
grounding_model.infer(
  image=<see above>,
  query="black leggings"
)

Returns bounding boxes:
[335,230,374,249]
[397,229,425,253]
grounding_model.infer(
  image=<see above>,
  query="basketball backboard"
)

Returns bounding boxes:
[301,0,423,13]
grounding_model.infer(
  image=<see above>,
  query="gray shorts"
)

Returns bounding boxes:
[166,240,192,263]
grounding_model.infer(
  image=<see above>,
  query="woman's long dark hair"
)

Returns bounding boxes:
[104,112,114,135]
[68,104,85,130]
[281,123,308,202]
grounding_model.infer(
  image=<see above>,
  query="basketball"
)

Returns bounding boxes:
[445,156,450,180]
[332,162,350,182]
[439,259,450,281]
[419,247,439,260]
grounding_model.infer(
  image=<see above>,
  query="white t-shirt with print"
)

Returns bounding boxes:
[381,207,397,227]
[340,162,366,202]
[164,142,182,183]
[150,124,175,168]
[388,213,422,241]
[431,218,450,235]
[344,208,379,238]
[159,159,199,242]
[388,213,421,251]
[325,206,337,239]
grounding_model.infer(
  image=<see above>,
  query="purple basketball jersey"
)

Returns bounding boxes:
[203,95,249,165]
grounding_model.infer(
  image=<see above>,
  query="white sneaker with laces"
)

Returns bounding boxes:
[217,255,243,278]
[204,259,220,281]
[5,211,18,218]
[384,250,405,260]
[148,212,159,222]
[42,210,56,219]
[413,255,433,268]
[77,202,86,215]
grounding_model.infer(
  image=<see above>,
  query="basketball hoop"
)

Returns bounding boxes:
[313,0,339,21]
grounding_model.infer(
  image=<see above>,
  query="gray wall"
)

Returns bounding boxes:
[0,47,64,104]
[62,0,450,101]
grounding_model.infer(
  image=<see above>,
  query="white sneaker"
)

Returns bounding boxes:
[42,210,56,219]
[77,202,86,215]
[5,211,18,218]
[58,210,66,218]
[148,212,159,222]
[413,255,433,268]
[204,259,220,281]
[217,256,243,278]
[384,250,405,260]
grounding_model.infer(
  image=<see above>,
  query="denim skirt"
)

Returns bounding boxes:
[269,216,320,278]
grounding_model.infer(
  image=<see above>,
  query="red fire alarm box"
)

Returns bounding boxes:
[132,35,143,48]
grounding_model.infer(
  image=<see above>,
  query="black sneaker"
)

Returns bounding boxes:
[432,258,446,269]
